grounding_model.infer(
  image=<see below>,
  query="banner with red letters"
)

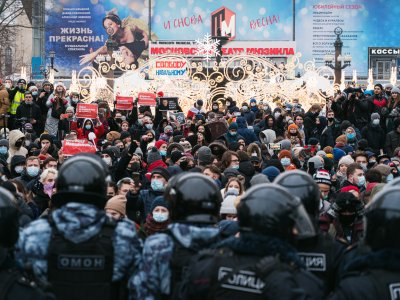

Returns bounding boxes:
[76,103,98,119]
[62,139,97,156]
[116,96,134,111]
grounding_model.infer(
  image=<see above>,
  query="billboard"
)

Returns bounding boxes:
[151,0,293,41]
[295,0,400,76]
[45,0,150,77]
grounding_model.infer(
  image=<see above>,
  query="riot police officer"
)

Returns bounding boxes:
[275,170,345,294]
[16,154,142,300]
[0,187,54,299]
[328,187,400,299]
[182,183,324,300]
[130,173,222,299]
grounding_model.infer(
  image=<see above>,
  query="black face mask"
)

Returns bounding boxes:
[131,162,140,172]
[180,160,189,171]
[14,140,23,148]
[328,117,334,122]
[338,213,356,226]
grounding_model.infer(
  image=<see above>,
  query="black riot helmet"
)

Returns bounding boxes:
[364,187,400,251]
[52,154,110,209]
[275,170,320,222]
[0,187,19,248]
[237,183,315,240]
[164,173,222,224]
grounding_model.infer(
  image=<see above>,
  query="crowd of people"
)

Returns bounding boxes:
[0,77,400,299]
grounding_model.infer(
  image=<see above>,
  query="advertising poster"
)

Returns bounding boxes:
[45,0,150,77]
[152,0,293,41]
[295,0,400,76]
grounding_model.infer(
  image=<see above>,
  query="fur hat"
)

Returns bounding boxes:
[105,195,127,216]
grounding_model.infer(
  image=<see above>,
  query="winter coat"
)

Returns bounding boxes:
[385,130,400,157]
[75,119,105,145]
[16,102,42,133]
[236,117,258,144]
[361,123,386,153]
[7,130,28,165]
[0,84,9,127]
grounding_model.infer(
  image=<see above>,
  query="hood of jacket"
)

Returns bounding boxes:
[236,116,247,129]
[51,202,108,243]
[260,129,276,144]
[9,130,25,149]
[168,223,220,251]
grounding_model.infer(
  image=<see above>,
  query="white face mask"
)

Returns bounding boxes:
[102,157,112,166]
[15,166,24,174]
[372,119,380,125]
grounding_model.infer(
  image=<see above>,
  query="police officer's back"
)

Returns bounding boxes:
[275,170,345,294]
[130,173,222,299]
[182,183,324,300]
[16,154,142,300]
[0,187,54,300]
[328,187,400,299]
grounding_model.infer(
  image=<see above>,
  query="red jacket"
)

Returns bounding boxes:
[75,121,105,145]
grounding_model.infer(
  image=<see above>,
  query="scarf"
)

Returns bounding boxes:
[144,213,170,236]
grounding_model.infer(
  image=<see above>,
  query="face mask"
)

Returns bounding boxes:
[153,212,169,223]
[346,133,356,140]
[85,125,92,130]
[159,150,166,156]
[357,175,366,187]
[145,124,153,130]
[137,119,143,126]
[251,103,256,107]
[25,101,32,105]
[15,166,24,174]
[360,163,367,171]
[27,166,40,177]
[102,157,112,166]
[322,194,329,201]
[0,146,7,155]
[369,160,376,164]
[32,91,38,96]
[151,179,165,191]
[43,182,54,197]
[387,173,394,183]
[229,131,237,136]
[5,83,11,89]
[71,97,79,103]
[15,140,23,148]
[226,102,230,106]
[227,187,239,196]
[232,165,239,170]
[212,106,218,110]
[281,157,291,166]
[274,112,281,119]
[242,106,248,111]
[372,119,380,125]
[339,213,356,226]
[131,162,140,172]
[328,117,334,122]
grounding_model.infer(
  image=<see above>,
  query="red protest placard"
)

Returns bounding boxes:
[76,103,98,119]
[138,92,156,106]
[62,139,97,156]
[116,96,134,111]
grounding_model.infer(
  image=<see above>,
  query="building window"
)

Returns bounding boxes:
[5,47,12,75]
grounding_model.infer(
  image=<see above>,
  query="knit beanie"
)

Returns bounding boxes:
[150,196,169,212]
[338,155,354,167]
[151,167,170,181]
[228,122,238,130]
[261,166,280,182]
[340,185,359,194]
[371,113,380,121]
[249,173,270,186]
[220,195,237,215]
[164,125,173,133]
[155,140,167,149]
[374,164,391,177]
[0,139,9,148]
[335,135,347,144]
[333,148,346,162]
[197,146,213,165]
[40,134,53,145]
[170,150,184,163]
[308,156,324,170]
[147,147,162,165]
[278,150,292,160]
[313,169,331,186]
[106,131,121,142]
[288,124,298,131]
[105,195,127,216]
[120,131,131,140]
[308,137,319,146]
[280,139,292,150]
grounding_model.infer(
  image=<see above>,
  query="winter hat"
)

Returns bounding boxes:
[392,86,400,94]
[166,165,183,177]
[228,122,238,130]
[55,81,66,89]
[357,139,369,151]
[374,83,383,90]
[308,156,324,170]
[223,167,241,178]
[250,98,257,104]
[102,146,120,159]
[106,131,121,142]
[220,195,237,215]
[180,141,192,152]
[66,106,74,113]
[280,139,292,150]
[11,155,26,168]
[292,147,303,159]
[261,166,280,182]
[17,79,26,85]
[197,146,213,165]
[250,173,270,186]
[105,195,127,216]
[308,137,319,146]
[40,134,53,145]
[371,113,380,121]
[278,150,292,160]
[338,155,354,167]
[151,167,170,181]
[167,142,185,155]
[313,169,331,186]
[374,164,391,177]
[150,196,169,212]
[316,150,327,157]
[0,139,9,148]
[164,125,173,133]
[340,185,359,194]
[171,150,184,163]
[335,135,347,144]
[120,131,131,140]
[196,99,204,107]
[155,140,167,149]
[333,148,346,162]
[147,147,162,165]
[288,124,298,131]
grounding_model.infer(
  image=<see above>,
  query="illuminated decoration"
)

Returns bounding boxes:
[352,69,357,84]
[20,66,27,82]
[195,34,221,61]
[69,70,81,94]
[367,68,374,90]
[390,66,397,86]
[340,70,346,91]
[76,52,335,112]
[49,69,55,84]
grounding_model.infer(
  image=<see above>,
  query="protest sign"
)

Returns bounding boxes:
[138,92,157,106]
[76,103,98,119]
[116,96,134,110]
[159,97,179,111]
[170,112,185,124]
[62,139,97,156]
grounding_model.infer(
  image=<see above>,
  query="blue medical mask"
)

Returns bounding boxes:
[27,166,40,177]
[32,91,38,96]
[232,165,239,170]
[85,125,92,130]
[387,173,394,183]
[153,212,169,223]
[151,179,165,191]
[281,157,291,166]
[357,175,366,187]
[229,131,237,136]
[346,133,356,140]
[0,146,7,155]
[145,124,153,130]
[159,150,167,156]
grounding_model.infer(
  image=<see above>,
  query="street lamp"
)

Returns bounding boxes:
[324,27,352,85]
[40,50,58,79]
